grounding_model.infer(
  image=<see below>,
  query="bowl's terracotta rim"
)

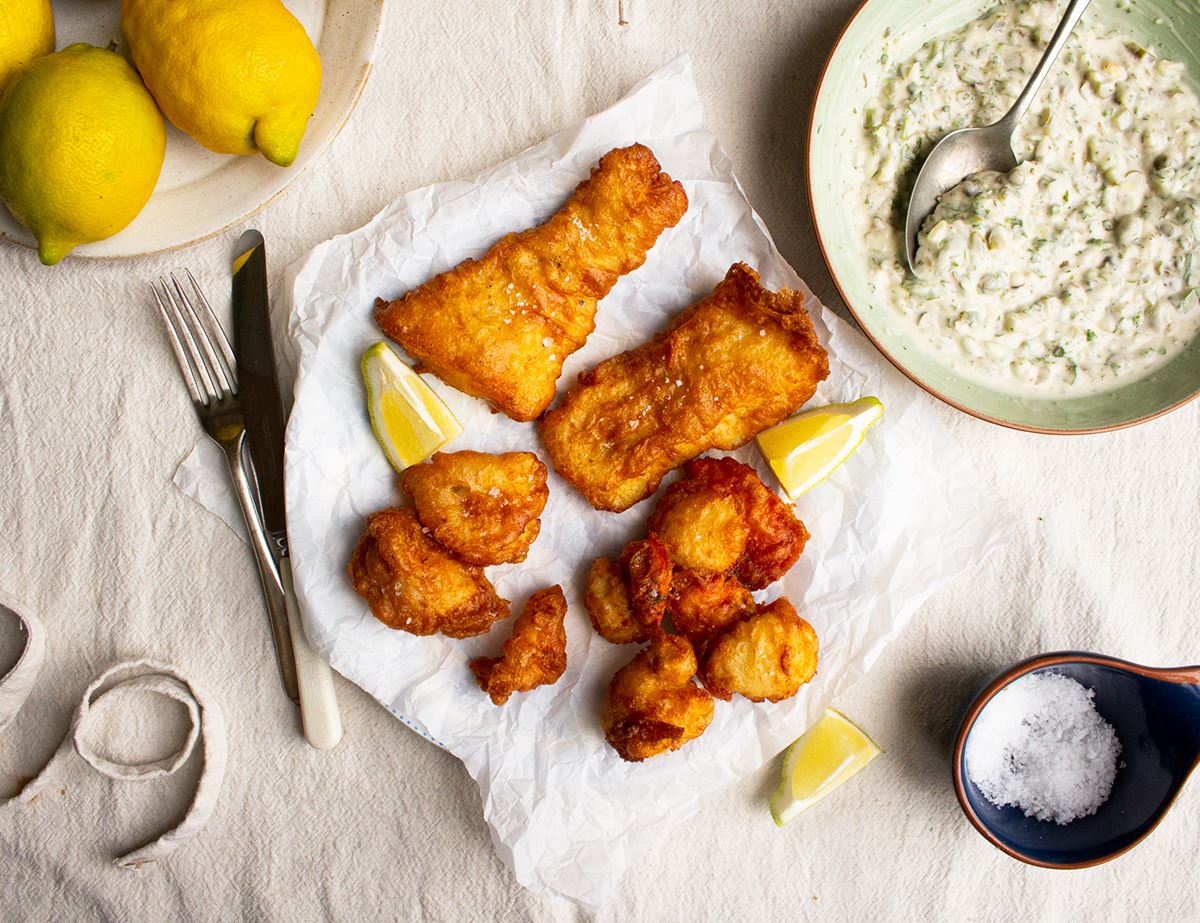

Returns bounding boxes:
[805,0,1200,435]
[950,651,1200,869]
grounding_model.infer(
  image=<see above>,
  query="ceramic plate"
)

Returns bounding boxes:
[809,0,1200,432]
[0,0,383,260]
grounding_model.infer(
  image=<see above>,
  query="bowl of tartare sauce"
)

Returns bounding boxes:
[809,0,1200,431]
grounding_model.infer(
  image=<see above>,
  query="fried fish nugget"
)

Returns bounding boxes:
[602,634,714,761]
[699,598,818,703]
[470,585,568,705]
[539,262,830,512]
[584,537,671,644]
[647,475,748,573]
[399,450,549,566]
[668,569,755,648]
[347,507,508,638]
[620,536,672,631]
[374,144,687,421]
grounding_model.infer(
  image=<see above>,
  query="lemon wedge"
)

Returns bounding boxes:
[756,396,884,500]
[362,342,462,472]
[769,709,881,827]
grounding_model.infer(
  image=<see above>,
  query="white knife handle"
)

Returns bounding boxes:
[279,559,343,750]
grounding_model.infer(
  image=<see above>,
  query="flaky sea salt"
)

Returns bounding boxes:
[965,672,1121,825]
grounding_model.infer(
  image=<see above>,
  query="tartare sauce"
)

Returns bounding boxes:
[854,0,1200,394]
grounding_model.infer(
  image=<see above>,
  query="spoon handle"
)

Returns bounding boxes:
[997,0,1093,134]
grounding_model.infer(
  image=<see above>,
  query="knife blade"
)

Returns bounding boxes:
[232,229,343,748]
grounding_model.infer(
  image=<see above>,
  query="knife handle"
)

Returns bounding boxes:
[280,559,344,750]
[225,436,300,704]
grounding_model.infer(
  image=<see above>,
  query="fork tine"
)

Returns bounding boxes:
[159,275,218,403]
[183,268,237,390]
[153,280,205,405]
[170,272,235,397]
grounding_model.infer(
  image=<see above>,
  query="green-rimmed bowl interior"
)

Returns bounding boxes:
[810,0,1200,432]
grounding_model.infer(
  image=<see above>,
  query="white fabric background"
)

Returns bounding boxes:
[0,1,1196,920]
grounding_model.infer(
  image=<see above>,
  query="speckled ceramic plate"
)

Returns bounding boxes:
[809,0,1200,432]
[0,0,383,260]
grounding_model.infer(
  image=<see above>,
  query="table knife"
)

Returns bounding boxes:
[232,229,343,750]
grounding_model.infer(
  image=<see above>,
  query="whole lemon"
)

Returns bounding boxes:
[0,44,166,265]
[0,0,54,92]
[121,0,322,168]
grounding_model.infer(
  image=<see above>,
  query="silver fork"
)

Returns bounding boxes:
[153,270,300,704]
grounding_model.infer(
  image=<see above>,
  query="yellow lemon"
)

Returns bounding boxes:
[362,342,463,473]
[769,709,881,827]
[0,0,54,92]
[0,44,166,265]
[121,0,322,167]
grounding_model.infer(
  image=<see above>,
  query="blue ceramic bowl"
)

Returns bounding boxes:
[952,652,1200,867]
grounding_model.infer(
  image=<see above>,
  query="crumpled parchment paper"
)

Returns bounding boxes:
[175,56,1013,908]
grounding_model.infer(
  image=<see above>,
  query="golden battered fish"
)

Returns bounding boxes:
[470,585,568,705]
[699,598,819,703]
[373,144,688,422]
[347,507,509,638]
[539,263,830,512]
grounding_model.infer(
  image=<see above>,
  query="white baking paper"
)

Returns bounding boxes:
[175,56,1013,908]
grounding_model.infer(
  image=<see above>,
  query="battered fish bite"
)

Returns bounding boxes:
[584,537,672,644]
[668,569,755,649]
[347,507,509,638]
[679,456,809,590]
[399,450,549,566]
[539,262,830,512]
[470,585,568,705]
[374,144,688,421]
[647,472,748,573]
[700,598,819,703]
[602,633,714,762]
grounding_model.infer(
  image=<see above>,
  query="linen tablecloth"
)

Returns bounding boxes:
[1,1,1196,919]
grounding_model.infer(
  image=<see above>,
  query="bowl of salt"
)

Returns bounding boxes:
[952,652,1200,868]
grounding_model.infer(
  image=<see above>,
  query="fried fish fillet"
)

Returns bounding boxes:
[373,144,688,422]
[470,585,568,705]
[602,633,714,762]
[699,598,818,703]
[668,569,755,650]
[347,507,508,638]
[584,537,672,644]
[539,263,830,512]
[399,450,549,566]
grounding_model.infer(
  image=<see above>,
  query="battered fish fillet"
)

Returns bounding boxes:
[539,263,830,512]
[675,456,810,590]
[584,537,672,644]
[374,144,688,422]
[700,598,819,703]
[648,461,749,573]
[470,585,568,705]
[399,450,549,566]
[602,634,714,762]
[668,569,755,649]
[347,507,508,638]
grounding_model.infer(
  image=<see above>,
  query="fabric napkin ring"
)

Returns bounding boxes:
[1,597,227,869]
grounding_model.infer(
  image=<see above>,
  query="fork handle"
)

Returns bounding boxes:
[223,436,300,704]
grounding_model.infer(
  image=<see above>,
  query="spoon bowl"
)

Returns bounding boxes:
[952,651,1200,868]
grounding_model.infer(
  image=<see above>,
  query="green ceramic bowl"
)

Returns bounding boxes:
[809,0,1200,433]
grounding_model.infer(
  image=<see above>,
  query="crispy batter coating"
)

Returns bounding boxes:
[602,634,714,761]
[700,598,819,703]
[347,507,509,638]
[668,569,755,648]
[679,456,810,590]
[470,585,568,705]
[648,469,748,573]
[539,262,830,511]
[584,537,672,644]
[374,144,687,421]
[399,450,549,566]
[620,536,672,632]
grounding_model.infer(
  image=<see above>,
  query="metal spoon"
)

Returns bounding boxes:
[952,651,1200,868]
[903,0,1092,273]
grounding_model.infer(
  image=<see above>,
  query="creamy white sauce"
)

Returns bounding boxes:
[854,0,1200,395]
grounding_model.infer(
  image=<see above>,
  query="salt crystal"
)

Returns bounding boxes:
[965,672,1121,825]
